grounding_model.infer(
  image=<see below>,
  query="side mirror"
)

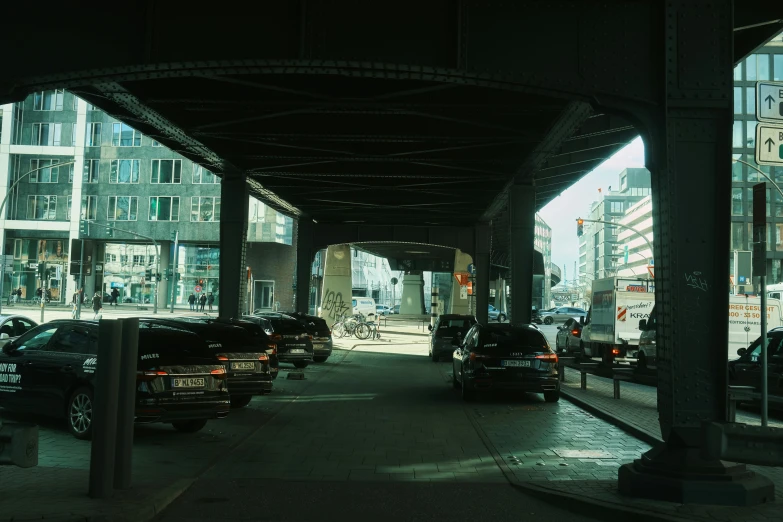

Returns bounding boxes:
[2,343,16,354]
[638,319,647,331]
[0,333,10,340]
[579,317,585,325]
[737,347,747,357]
[427,324,433,332]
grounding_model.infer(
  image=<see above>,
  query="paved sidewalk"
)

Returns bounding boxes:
[559,367,783,521]
[0,350,351,522]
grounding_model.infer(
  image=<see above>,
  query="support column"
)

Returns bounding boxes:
[218,173,249,319]
[159,241,171,308]
[510,184,535,325]
[319,244,352,323]
[618,0,773,505]
[295,219,314,314]
[399,272,424,315]
[475,223,490,325]
[449,248,472,314]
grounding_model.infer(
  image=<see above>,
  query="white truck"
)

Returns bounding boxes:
[581,277,655,364]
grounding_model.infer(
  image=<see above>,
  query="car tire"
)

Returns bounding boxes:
[293,361,309,369]
[544,317,553,325]
[313,356,328,363]
[230,395,253,408]
[67,386,94,440]
[172,419,208,433]
[638,353,648,371]
[431,350,439,362]
[461,378,475,401]
[544,390,560,403]
[498,314,506,323]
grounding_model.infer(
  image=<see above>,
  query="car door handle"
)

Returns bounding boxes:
[60,365,73,372]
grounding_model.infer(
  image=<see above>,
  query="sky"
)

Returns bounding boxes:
[538,136,646,285]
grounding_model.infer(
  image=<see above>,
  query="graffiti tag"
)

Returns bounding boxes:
[322,289,350,321]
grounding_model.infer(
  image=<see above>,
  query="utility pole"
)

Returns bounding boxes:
[170,230,179,313]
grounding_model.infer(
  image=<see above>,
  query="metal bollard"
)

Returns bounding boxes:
[89,320,123,499]
[114,318,139,490]
[559,366,565,382]
[613,378,621,399]
[580,371,587,390]
[0,419,38,468]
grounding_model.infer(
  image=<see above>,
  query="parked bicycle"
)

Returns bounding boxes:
[332,312,365,338]
[355,319,381,340]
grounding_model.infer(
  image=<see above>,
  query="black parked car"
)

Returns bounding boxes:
[254,312,314,369]
[452,323,560,402]
[0,320,230,439]
[428,314,477,362]
[280,312,333,363]
[143,317,272,408]
[729,328,783,409]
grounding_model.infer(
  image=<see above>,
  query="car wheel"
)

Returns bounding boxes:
[172,419,208,433]
[544,390,560,403]
[230,395,253,408]
[544,317,553,325]
[498,314,506,323]
[67,386,94,440]
[638,353,648,371]
[461,378,475,401]
[313,356,328,363]
[431,350,439,362]
[293,361,309,369]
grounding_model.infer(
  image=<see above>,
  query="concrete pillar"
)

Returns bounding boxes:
[295,219,314,314]
[399,273,424,315]
[475,223,490,325]
[510,184,535,325]
[618,0,773,505]
[449,248,472,314]
[500,278,508,313]
[218,173,249,319]
[159,241,171,308]
[319,244,352,323]
[430,285,439,327]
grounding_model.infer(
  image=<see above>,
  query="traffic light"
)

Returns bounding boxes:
[79,220,88,236]
[576,218,584,237]
[106,227,114,238]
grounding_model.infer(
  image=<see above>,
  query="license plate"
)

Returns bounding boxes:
[172,377,205,388]
[290,348,305,354]
[231,362,255,370]
[501,360,530,368]
[313,344,324,349]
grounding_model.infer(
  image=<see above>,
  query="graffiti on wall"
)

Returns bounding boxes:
[322,288,351,321]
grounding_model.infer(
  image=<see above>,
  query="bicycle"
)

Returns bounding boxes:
[332,312,365,338]
[355,319,381,340]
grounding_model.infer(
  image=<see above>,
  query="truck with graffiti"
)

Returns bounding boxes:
[580,277,655,364]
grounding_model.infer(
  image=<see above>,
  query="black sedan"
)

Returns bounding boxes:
[254,312,314,369]
[554,318,582,355]
[0,320,230,439]
[428,314,476,362]
[143,317,273,408]
[281,312,333,363]
[452,323,560,402]
[729,328,783,409]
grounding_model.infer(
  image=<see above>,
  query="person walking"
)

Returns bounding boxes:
[71,289,81,319]
[188,292,196,311]
[91,291,103,320]
[15,288,21,304]
[207,292,215,312]
[111,287,120,307]
[199,293,207,312]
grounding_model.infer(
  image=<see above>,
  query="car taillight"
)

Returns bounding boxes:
[270,333,282,342]
[216,354,229,362]
[536,353,558,363]
[571,330,580,336]
[308,334,313,341]
[211,368,227,379]
[612,348,621,355]
[136,370,167,382]
[258,353,269,362]
[469,352,488,361]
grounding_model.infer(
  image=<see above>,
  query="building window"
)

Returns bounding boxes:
[84,159,99,183]
[27,195,57,220]
[731,155,743,182]
[734,62,743,81]
[67,196,72,220]
[193,165,219,184]
[758,54,771,80]
[109,159,140,184]
[120,255,129,264]
[191,197,220,222]
[747,121,756,148]
[733,121,744,148]
[734,87,742,114]
[132,255,145,265]
[111,122,142,147]
[105,253,117,263]
[85,123,101,147]
[776,55,783,81]
[747,55,758,81]
[149,196,180,221]
[31,123,62,146]
[610,201,624,213]
[151,160,181,184]
[72,95,79,111]
[29,159,62,183]
[732,188,744,215]
[746,87,756,116]
[71,123,78,146]
[33,90,64,111]
[151,140,161,147]
[731,222,746,250]
[108,196,138,221]
[81,195,97,220]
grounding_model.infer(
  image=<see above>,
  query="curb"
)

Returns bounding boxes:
[463,402,692,522]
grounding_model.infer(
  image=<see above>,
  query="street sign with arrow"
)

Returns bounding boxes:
[755,124,783,166]
[756,81,783,123]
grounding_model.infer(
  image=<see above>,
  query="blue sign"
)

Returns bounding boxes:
[739,276,746,283]
[467,263,476,275]
[649,258,654,266]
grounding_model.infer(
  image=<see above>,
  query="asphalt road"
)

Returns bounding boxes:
[156,341,620,522]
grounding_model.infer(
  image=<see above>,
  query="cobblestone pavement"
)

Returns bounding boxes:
[559,366,783,521]
[0,347,352,522]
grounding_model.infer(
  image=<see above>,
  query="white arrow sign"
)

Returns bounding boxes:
[756,81,783,123]
[755,124,783,166]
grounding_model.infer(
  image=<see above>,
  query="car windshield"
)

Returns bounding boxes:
[478,327,549,356]
[438,318,474,331]
[269,318,307,334]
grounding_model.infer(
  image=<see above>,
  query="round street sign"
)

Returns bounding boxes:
[391,277,398,285]
[194,285,202,293]
[467,263,476,275]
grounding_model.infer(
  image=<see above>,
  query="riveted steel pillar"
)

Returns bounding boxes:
[218,172,249,320]
[617,0,773,505]
[510,184,535,325]
[475,223,491,325]
[295,219,314,314]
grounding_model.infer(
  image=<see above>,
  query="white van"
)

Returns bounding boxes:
[352,297,376,319]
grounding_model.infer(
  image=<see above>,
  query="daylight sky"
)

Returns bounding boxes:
[538,136,646,285]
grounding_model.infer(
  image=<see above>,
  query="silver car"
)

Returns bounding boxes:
[539,306,587,325]
[0,314,38,348]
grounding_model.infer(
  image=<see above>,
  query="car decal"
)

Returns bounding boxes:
[0,362,21,387]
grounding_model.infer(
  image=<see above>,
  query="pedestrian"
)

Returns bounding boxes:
[36,287,42,303]
[92,291,103,320]
[207,292,215,312]
[199,293,207,312]
[71,290,80,319]
[15,288,21,303]
[188,292,196,311]
[111,287,120,307]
